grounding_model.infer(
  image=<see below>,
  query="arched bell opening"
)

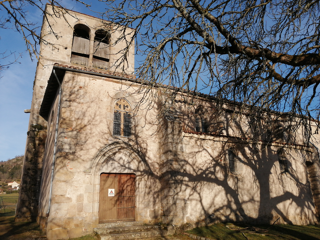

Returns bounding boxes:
[71,24,91,66]
[93,29,111,69]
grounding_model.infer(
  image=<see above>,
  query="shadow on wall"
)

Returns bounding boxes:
[107,95,317,226]
[37,75,318,232]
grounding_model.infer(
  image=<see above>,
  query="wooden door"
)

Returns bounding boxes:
[99,173,135,223]
[117,174,135,221]
[99,174,118,223]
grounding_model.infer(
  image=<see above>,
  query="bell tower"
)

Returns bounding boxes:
[15,4,135,221]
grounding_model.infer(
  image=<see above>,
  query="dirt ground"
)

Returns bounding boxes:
[0,216,45,239]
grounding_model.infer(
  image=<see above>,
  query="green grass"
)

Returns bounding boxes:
[0,192,44,239]
[0,193,19,217]
[187,223,320,240]
[0,193,19,204]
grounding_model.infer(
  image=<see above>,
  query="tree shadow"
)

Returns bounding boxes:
[31,71,320,238]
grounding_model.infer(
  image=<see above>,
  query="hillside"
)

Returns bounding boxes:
[0,155,23,183]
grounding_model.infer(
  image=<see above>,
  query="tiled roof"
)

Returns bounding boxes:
[54,63,137,80]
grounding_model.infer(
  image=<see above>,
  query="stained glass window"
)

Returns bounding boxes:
[113,99,132,137]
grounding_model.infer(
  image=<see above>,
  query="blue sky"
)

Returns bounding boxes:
[1,1,316,161]
[0,1,107,161]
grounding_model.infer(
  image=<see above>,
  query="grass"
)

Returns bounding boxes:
[187,223,320,240]
[0,192,19,217]
[0,193,19,204]
[0,193,45,240]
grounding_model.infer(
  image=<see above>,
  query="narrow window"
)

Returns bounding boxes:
[123,112,131,137]
[113,111,121,136]
[71,24,90,66]
[194,106,209,133]
[93,29,110,69]
[228,149,236,173]
[195,117,208,133]
[278,148,289,173]
[274,124,284,141]
[195,117,201,132]
[113,99,132,137]
[201,118,208,133]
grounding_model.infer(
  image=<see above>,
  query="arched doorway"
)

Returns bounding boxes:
[85,142,146,224]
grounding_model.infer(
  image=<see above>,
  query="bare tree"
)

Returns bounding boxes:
[0,0,89,72]
[102,0,320,125]
[2,0,319,135]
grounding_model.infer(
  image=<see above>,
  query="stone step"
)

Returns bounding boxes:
[94,224,163,235]
[94,222,175,240]
[97,221,144,228]
[99,229,164,240]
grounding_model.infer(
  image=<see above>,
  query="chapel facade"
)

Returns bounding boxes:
[16,5,320,240]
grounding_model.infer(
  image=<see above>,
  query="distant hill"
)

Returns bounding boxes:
[0,155,23,183]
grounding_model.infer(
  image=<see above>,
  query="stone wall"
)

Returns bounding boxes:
[17,4,135,222]
[37,72,162,239]
[307,153,320,220]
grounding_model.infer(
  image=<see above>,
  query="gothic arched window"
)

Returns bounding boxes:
[71,24,90,66]
[113,99,132,137]
[195,106,208,133]
[195,117,208,133]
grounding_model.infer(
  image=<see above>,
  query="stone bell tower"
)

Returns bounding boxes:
[16,4,135,221]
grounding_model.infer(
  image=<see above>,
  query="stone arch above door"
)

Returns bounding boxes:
[84,141,150,223]
[84,141,145,175]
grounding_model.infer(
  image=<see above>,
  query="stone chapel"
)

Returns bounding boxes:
[16,4,320,240]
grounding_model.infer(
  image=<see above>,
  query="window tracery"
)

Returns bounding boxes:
[113,99,132,137]
[195,117,208,133]
[195,106,208,133]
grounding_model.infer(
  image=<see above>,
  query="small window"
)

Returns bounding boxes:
[113,99,132,137]
[273,124,284,141]
[71,24,90,66]
[194,106,210,133]
[278,148,289,173]
[228,149,237,173]
[195,117,208,133]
